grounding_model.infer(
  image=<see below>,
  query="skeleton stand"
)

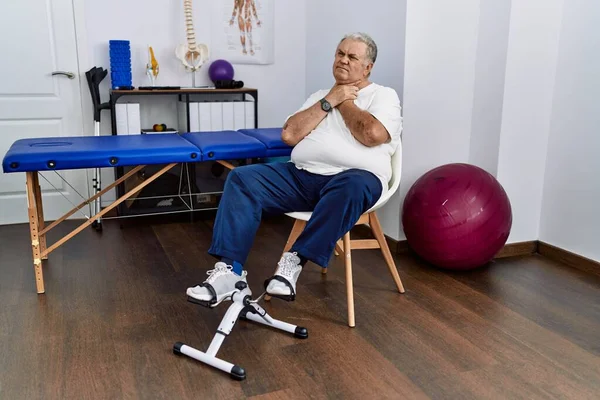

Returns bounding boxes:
[173,280,308,380]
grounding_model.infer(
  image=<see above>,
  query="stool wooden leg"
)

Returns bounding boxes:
[334,239,344,256]
[369,212,405,293]
[283,219,306,253]
[343,232,355,327]
[26,172,45,294]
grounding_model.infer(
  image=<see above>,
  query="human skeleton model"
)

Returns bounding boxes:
[229,0,262,55]
[176,0,209,80]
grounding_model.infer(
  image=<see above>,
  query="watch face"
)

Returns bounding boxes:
[321,99,331,111]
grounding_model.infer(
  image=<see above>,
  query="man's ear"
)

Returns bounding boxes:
[364,62,374,77]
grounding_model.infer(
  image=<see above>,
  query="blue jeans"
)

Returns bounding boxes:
[208,162,382,267]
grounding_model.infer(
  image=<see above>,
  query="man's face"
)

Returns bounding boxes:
[332,39,372,84]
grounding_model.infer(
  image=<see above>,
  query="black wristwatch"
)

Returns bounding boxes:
[320,98,332,112]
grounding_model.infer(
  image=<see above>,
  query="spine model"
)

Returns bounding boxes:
[176,0,208,71]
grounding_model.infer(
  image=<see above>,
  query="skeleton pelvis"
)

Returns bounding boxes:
[176,43,209,70]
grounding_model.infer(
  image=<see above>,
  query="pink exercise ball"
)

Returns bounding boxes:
[402,163,512,270]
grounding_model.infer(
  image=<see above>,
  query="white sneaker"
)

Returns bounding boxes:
[186,262,247,307]
[265,252,303,301]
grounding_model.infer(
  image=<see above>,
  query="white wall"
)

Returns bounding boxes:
[400,0,482,240]
[83,0,306,132]
[305,0,406,99]
[496,0,564,243]
[468,0,511,176]
[78,0,599,260]
[539,0,600,262]
[80,0,306,203]
[305,0,599,258]
[401,0,598,255]
[305,0,407,238]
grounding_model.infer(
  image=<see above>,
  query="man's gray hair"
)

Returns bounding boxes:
[340,32,378,64]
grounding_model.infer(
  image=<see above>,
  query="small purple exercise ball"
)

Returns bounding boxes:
[402,163,512,270]
[208,59,234,83]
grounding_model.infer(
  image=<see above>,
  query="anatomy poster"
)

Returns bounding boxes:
[210,0,274,65]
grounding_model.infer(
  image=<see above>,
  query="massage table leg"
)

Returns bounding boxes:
[26,172,45,293]
[31,172,48,259]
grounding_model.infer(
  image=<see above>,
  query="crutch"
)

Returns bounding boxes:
[85,67,110,232]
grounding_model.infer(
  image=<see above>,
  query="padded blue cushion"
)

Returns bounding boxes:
[2,134,201,173]
[238,128,291,150]
[182,131,267,160]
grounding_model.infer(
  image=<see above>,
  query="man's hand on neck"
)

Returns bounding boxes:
[281,79,376,147]
[336,81,390,148]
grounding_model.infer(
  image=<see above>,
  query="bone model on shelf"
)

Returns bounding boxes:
[146,46,159,86]
[175,0,208,72]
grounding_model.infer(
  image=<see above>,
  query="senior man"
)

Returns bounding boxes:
[187,32,402,306]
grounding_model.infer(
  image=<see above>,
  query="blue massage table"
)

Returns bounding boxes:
[2,128,291,294]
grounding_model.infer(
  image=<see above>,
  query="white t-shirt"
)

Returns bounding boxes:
[288,83,403,194]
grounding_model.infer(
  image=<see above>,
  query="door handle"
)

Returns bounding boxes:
[52,71,76,79]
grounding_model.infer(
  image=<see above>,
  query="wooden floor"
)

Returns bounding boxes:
[1,215,599,400]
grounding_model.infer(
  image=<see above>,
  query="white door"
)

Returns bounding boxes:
[0,0,87,225]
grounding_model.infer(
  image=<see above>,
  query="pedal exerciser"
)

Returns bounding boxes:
[173,279,308,380]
